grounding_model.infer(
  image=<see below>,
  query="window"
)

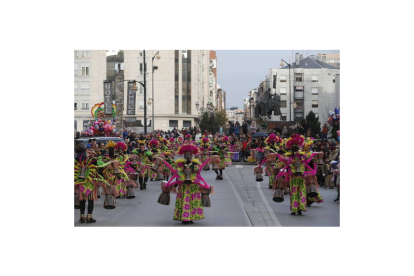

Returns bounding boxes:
[82,67,89,76]
[333,78,336,83]
[312,87,318,94]
[81,82,90,89]
[74,63,78,76]
[280,100,287,108]
[280,88,287,95]
[295,73,303,82]
[183,120,191,128]
[312,100,318,108]
[280,75,287,82]
[169,120,178,128]
[81,103,89,110]
[138,101,144,110]
[296,101,303,107]
[295,86,303,91]
[312,75,318,82]
[140,63,143,75]
[74,103,77,110]
[82,50,86,57]
[281,114,287,121]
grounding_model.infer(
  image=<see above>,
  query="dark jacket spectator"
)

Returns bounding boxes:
[242,122,248,135]
[234,121,240,136]
[228,121,234,136]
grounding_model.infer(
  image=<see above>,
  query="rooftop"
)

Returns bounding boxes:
[281,56,338,69]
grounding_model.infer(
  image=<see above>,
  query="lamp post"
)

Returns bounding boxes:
[280,59,292,122]
[151,51,160,133]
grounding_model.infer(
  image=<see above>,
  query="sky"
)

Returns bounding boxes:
[216,50,340,109]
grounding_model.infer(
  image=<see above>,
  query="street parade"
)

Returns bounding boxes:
[74,104,340,225]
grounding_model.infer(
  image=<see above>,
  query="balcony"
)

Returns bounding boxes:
[294,81,304,87]
[294,91,304,99]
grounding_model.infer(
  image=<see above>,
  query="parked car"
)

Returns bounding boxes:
[74,137,125,150]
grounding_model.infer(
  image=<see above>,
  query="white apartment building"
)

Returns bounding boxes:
[74,50,216,132]
[74,50,106,131]
[226,109,245,123]
[264,53,340,128]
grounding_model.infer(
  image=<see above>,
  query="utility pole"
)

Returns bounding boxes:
[143,50,147,134]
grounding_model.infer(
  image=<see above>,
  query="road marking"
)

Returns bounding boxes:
[223,170,253,227]
[255,182,282,227]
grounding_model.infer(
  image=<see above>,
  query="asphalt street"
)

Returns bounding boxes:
[75,164,340,227]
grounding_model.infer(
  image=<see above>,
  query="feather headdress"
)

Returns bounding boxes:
[185,134,192,140]
[201,137,210,144]
[105,140,117,149]
[222,136,229,143]
[149,139,159,147]
[178,144,199,155]
[169,137,176,143]
[115,142,127,151]
[285,134,305,149]
[265,133,281,144]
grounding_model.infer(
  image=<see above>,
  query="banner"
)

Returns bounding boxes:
[104,82,112,115]
[127,82,137,115]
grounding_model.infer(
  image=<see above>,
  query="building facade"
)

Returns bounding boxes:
[74,50,218,132]
[247,53,340,129]
[226,108,245,123]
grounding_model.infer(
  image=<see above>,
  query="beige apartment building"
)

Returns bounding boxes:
[74,50,221,132]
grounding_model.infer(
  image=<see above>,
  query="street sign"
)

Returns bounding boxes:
[123,117,139,127]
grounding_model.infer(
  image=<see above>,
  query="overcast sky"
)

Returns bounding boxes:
[216,50,340,109]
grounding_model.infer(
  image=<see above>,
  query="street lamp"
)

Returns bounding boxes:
[152,51,160,132]
[280,59,292,123]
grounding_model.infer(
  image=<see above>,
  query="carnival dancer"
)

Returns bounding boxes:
[275,134,317,215]
[158,144,211,224]
[162,150,175,181]
[302,138,324,207]
[168,137,178,155]
[148,139,161,181]
[184,134,193,144]
[177,136,184,148]
[221,136,232,167]
[257,133,281,189]
[333,157,340,202]
[210,138,226,180]
[134,142,153,190]
[103,141,132,199]
[75,143,110,223]
[198,137,211,171]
